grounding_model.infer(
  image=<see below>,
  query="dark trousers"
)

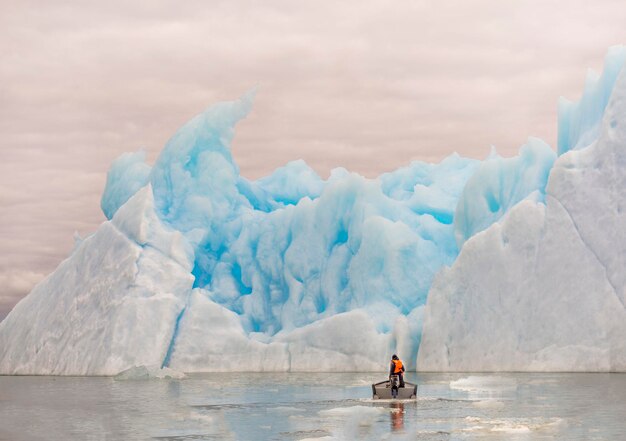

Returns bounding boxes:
[397,372,405,388]
[390,373,405,388]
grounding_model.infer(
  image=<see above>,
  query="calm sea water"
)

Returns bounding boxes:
[0,372,624,440]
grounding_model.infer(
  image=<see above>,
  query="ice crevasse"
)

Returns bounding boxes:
[0,47,624,374]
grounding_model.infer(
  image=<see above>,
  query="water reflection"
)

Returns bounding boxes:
[1,373,625,440]
[390,401,405,432]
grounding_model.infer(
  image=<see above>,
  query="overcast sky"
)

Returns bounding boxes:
[1,0,625,320]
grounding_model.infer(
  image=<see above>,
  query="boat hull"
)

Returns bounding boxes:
[371,380,417,399]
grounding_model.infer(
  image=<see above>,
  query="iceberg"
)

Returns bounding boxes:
[1,47,625,374]
[114,365,186,380]
[418,48,626,372]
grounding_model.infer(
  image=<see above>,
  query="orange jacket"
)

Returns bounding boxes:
[391,359,404,374]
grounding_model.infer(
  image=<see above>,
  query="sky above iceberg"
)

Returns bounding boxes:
[2,1,626,319]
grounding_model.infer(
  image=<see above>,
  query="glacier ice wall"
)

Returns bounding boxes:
[1,47,625,374]
[418,50,626,372]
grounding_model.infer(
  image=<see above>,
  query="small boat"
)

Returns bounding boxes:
[371,378,418,399]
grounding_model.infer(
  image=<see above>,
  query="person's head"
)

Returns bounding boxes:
[392,354,398,360]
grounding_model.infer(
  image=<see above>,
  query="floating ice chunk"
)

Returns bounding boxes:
[450,376,517,392]
[461,416,564,435]
[472,400,506,409]
[298,437,334,441]
[115,365,186,380]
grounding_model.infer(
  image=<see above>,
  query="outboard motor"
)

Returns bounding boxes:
[389,375,399,399]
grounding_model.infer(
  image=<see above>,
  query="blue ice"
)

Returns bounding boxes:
[100,47,624,342]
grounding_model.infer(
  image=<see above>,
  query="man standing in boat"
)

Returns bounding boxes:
[389,354,405,388]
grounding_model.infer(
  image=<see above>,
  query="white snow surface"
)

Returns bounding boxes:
[417,64,626,372]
